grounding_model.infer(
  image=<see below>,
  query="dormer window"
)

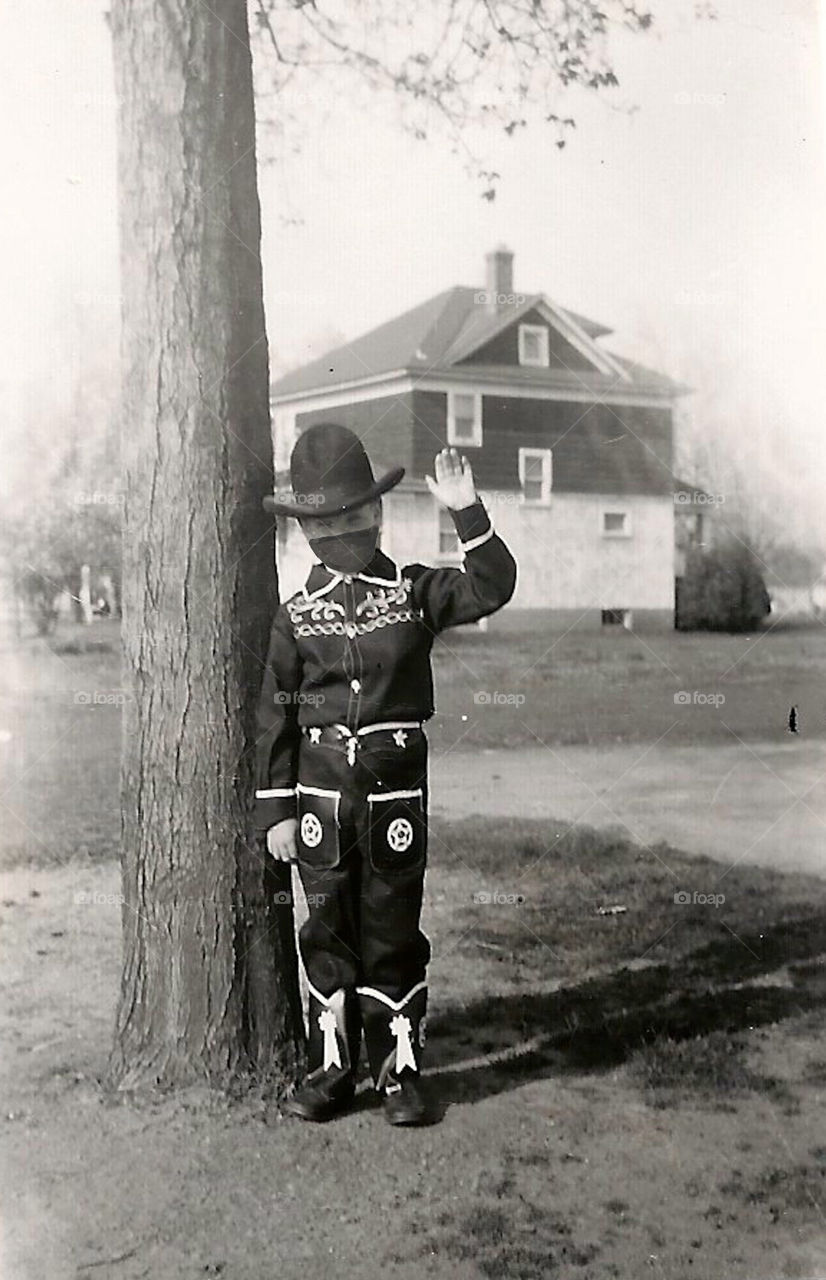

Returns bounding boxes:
[447,390,483,447]
[518,324,549,368]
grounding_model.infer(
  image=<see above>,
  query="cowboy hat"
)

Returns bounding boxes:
[263,422,404,518]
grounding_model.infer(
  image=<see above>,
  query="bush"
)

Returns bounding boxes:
[676,543,772,632]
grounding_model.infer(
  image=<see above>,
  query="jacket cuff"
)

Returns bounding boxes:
[450,498,493,549]
[254,787,297,830]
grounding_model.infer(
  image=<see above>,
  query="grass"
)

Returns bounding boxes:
[2,613,824,868]
[429,616,826,750]
[429,811,824,980]
[423,812,826,1113]
[626,1030,796,1111]
[3,617,826,1279]
[0,621,123,868]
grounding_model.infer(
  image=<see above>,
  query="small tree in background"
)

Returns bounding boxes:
[677,541,771,633]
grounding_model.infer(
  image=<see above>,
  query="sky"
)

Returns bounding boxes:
[1,0,824,544]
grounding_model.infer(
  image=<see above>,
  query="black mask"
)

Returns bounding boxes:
[308,526,380,575]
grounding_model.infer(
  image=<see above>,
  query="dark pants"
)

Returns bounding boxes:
[294,726,431,1004]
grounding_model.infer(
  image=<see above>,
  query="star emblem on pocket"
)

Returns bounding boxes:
[392,729,408,748]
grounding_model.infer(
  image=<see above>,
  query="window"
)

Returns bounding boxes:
[518,324,550,367]
[447,391,483,446]
[437,507,460,559]
[602,608,632,629]
[601,510,632,537]
[518,447,552,504]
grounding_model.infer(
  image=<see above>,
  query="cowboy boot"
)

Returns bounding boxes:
[284,986,362,1122]
[357,982,436,1126]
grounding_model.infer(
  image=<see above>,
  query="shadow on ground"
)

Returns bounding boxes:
[428,913,826,1105]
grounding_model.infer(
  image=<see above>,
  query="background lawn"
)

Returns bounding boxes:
[2,616,825,1278]
[1,614,824,867]
[428,617,826,752]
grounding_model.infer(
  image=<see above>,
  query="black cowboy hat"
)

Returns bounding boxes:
[263,422,404,517]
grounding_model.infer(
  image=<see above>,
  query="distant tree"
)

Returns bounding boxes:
[1,490,122,635]
[766,543,824,592]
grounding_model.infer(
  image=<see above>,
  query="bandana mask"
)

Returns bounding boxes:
[308,526,380,576]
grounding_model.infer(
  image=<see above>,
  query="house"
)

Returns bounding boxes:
[271,247,687,630]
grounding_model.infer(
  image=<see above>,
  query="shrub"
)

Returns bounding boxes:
[677,543,771,632]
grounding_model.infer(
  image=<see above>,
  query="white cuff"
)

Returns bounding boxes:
[461,526,494,552]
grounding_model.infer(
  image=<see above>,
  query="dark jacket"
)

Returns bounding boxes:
[253,498,517,830]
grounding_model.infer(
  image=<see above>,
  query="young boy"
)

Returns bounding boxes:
[255,422,516,1125]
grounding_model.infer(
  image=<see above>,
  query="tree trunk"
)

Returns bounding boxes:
[108,0,303,1089]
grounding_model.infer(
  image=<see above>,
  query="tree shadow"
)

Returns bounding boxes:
[427,913,826,1106]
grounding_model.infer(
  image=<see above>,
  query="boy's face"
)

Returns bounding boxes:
[298,498,382,574]
[299,498,381,542]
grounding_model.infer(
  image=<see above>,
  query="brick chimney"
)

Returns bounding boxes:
[485,244,514,310]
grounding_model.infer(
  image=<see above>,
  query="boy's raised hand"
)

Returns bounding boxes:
[425,448,477,511]
[266,818,298,863]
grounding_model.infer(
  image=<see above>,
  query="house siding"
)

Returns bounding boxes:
[411,389,672,496]
[295,393,416,475]
[273,487,674,629]
[482,489,674,614]
[458,305,598,371]
[389,488,675,616]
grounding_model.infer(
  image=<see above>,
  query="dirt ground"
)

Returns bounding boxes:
[433,738,826,877]
[2,621,825,1277]
[2,841,825,1280]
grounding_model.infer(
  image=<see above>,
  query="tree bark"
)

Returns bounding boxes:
[108,0,302,1088]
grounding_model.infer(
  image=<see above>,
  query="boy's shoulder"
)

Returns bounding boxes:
[400,561,434,582]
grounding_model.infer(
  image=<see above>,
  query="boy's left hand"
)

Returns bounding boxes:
[425,448,477,511]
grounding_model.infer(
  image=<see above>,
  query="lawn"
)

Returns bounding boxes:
[2,615,824,868]
[428,617,826,752]
[1,616,825,1277]
[1,811,824,1278]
